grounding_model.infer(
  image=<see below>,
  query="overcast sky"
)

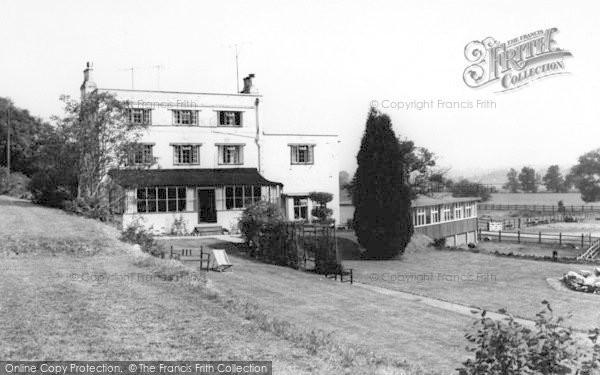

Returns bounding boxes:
[0,0,596,176]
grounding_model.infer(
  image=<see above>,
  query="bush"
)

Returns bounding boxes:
[0,167,31,199]
[170,215,189,236]
[238,201,286,245]
[29,170,74,208]
[460,301,577,374]
[120,219,163,257]
[309,191,334,224]
[63,196,111,221]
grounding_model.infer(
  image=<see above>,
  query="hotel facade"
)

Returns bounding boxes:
[80,63,340,234]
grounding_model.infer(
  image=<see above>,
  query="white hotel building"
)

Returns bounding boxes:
[80,63,340,234]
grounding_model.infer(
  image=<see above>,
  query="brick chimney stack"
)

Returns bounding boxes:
[80,62,97,97]
[240,73,257,94]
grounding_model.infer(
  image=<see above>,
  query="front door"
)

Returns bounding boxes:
[197,188,217,223]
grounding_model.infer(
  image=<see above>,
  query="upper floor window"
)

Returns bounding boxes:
[127,108,152,125]
[290,144,314,165]
[129,144,154,165]
[218,111,243,127]
[173,144,200,165]
[218,145,244,165]
[173,110,199,126]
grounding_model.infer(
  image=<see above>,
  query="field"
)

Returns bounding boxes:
[3,196,600,373]
[486,192,591,206]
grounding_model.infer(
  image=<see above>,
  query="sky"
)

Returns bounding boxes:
[0,0,597,177]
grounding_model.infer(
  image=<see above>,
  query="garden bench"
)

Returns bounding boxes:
[325,268,353,284]
[170,245,211,271]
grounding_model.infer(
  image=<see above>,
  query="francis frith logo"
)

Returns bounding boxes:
[463,28,572,92]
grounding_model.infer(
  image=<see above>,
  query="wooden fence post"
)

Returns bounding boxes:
[517,230,520,244]
[499,230,502,242]
[539,232,542,244]
[559,232,562,246]
[518,218,521,229]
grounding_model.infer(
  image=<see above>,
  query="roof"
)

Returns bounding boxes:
[412,195,481,208]
[108,168,282,188]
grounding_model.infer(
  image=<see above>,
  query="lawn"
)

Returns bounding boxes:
[339,233,600,331]
[0,197,440,375]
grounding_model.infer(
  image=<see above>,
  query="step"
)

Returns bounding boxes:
[192,225,223,236]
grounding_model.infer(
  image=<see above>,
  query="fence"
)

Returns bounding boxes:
[478,229,598,248]
[477,214,589,230]
[254,223,343,275]
[478,203,600,213]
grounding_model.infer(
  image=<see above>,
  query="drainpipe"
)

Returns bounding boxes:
[254,97,261,174]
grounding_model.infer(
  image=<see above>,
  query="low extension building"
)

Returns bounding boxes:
[411,195,480,246]
[79,63,340,234]
[339,191,480,246]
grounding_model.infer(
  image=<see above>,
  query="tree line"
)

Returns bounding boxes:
[503,161,600,202]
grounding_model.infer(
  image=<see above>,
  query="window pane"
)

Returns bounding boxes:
[137,201,147,213]
[137,188,146,199]
[234,186,243,208]
[225,186,234,209]
[167,187,176,199]
[147,188,156,200]
[178,187,186,199]
[178,199,186,212]
[168,199,177,212]
[147,199,157,212]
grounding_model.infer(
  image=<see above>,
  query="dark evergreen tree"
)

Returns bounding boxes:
[352,108,412,259]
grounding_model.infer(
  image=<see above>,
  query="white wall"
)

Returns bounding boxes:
[103,89,260,169]
[261,134,340,224]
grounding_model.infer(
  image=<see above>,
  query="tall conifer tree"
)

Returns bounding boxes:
[352,108,413,259]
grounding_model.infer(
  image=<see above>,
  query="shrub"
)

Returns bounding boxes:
[63,196,111,221]
[432,238,446,248]
[29,170,74,208]
[171,215,189,236]
[238,201,285,245]
[460,301,577,375]
[0,168,31,199]
[120,218,163,257]
[309,191,334,224]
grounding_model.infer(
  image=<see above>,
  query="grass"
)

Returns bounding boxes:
[486,192,591,206]
[0,196,441,375]
[340,234,600,332]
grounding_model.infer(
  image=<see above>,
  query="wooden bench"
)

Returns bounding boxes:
[170,245,211,271]
[325,268,353,284]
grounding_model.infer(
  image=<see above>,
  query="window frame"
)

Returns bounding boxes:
[129,143,154,166]
[293,197,309,220]
[172,110,199,126]
[218,111,243,127]
[290,144,315,165]
[136,186,187,213]
[224,185,261,210]
[218,144,244,165]
[172,144,201,165]
[127,108,152,125]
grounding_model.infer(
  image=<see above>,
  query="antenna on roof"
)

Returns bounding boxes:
[225,42,252,92]
[120,66,140,89]
[152,64,165,90]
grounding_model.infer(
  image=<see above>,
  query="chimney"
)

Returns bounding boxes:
[240,73,257,94]
[80,61,97,97]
